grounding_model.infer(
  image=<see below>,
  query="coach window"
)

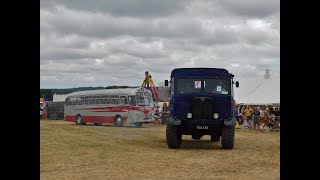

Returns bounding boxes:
[75,97,80,105]
[72,97,75,105]
[101,95,108,104]
[110,95,119,104]
[78,97,85,105]
[101,95,105,104]
[114,95,120,104]
[69,97,74,105]
[65,98,70,106]
[93,96,98,104]
[70,97,76,105]
[128,96,136,106]
[106,95,110,104]
[120,96,128,105]
[92,96,96,104]
[85,96,92,105]
[73,97,77,105]
[110,95,115,104]
[96,96,102,104]
[97,96,100,104]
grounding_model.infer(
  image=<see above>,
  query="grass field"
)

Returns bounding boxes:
[40,120,280,180]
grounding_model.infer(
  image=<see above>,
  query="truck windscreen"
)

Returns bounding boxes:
[176,78,202,94]
[176,78,230,95]
[203,78,229,95]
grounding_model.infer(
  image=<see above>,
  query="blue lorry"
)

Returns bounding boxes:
[164,68,239,149]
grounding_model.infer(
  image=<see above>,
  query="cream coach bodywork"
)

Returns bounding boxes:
[64,88,156,127]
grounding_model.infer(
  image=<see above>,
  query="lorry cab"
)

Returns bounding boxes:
[165,68,239,149]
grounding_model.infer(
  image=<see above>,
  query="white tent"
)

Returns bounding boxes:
[53,94,69,102]
[234,76,280,105]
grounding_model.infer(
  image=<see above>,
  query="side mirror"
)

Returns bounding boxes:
[164,80,169,86]
[235,81,239,88]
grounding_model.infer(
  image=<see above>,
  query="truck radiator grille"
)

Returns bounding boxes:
[192,97,213,120]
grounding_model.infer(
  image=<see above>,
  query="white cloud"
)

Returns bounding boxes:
[40,0,279,88]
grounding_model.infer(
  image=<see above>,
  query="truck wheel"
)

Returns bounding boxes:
[166,124,182,149]
[221,125,235,149]
[134,122,143,128]
[114,115,124,127]
[75,115,86,125]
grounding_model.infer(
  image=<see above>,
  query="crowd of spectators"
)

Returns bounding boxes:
[234,105,280,131]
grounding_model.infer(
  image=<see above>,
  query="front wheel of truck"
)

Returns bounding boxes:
[221,125,235,149]
[166,124,182,149]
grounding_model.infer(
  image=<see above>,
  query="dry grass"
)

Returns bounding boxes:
[40,120,279,180]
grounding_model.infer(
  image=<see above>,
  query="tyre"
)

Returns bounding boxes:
[94,123,102,126]
[221,125,235,149]
[166,124,182,149]
[192,135,203,140]
[114,115,124,127]
[134,122,143,128]
[75,115,86,125]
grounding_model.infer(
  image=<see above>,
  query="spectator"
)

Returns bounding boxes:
[270,107,276,122]
[252,107,261,130]
[243,106,253,129]
[163,103,168,111]
[278,107,280,129]
[243,115,248,129]
[273,107,280,131]
[259,107,264,118]
[239,105,243,114]
[155,106,160,116]
[239,106,245,126]
[260,108,270,130]
[158,106,162,114]
[234,105,240,124]
[274,107,280,118]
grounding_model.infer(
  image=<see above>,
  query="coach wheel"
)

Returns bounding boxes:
[134,122,143,128]
[75,115,86,125]
[114,115,124,127]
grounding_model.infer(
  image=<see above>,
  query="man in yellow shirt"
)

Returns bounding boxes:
[243,106,253,128]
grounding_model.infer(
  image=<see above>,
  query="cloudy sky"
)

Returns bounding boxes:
[40,0,280,89]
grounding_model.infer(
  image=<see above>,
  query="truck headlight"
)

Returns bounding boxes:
[213,113,219,119]
[187,113,192,119]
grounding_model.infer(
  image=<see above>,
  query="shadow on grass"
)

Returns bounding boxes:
[64,123,151,129]
[179,140,222,150]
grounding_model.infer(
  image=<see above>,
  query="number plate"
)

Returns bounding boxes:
[197,126,208,129]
